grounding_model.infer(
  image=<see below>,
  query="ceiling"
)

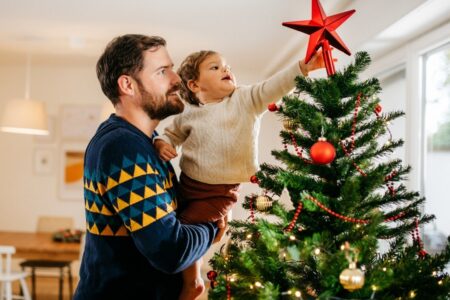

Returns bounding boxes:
[0,0,449,79]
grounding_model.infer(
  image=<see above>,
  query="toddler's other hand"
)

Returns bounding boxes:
[154,140,178,161]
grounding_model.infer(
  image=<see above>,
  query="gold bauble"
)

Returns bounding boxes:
[339,262,365,291]
[283,119,298,131]
[255,195,273,212]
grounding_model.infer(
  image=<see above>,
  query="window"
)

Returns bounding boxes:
[422,43,450,254]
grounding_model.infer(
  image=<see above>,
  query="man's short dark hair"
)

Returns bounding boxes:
[96,34,166,105]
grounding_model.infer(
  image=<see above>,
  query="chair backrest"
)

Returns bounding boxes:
[37,216,74,233]
[0,245,16,275]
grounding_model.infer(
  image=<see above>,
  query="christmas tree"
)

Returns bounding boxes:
[207,2,450,299]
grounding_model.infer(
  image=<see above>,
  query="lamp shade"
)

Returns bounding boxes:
[1,99,49,135]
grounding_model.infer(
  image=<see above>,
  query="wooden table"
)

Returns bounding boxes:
[0,231,80,261]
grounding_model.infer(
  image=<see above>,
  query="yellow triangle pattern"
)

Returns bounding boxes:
[90,202,100,213]
[117,198,129,211]
[129,192,144,205]
[155,207,168,219]
[130,219,142,231]
[114,226,129,236]
[119,170,132,184]
[97,183,106,196]
[133,164,146,177]
[90,223,100,235]
[142,213,156,227]
[100,205,113,216]
[106,177,118,191]
[144,186,156,198]
[146,163,155,174]
[100,224,114,236]
[155,184,165,195]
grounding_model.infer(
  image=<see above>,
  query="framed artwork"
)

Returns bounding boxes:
[60,105,101,140]
[33,148,55,175]
[59,143,87,200]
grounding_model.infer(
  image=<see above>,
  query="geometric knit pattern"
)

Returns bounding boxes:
[84,152,178,236]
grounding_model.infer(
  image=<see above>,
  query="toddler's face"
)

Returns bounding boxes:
[194,53,236,103]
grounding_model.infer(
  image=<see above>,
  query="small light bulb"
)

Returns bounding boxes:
[432,271,437,276]
[409,291,416,298]
[250,284,254,289]
[289,235,296,241]
[255,281,262,288]
[438,280,443,285]
[246,233,252,239]
[295,291,301,298]
[314,248,321,255]
[382,267,387,272]
[356,224,361,228]
[372,285,377,291]
[287,290,292,295]
[340,244,345,251]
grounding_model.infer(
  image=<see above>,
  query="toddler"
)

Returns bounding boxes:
[154,50,325,300]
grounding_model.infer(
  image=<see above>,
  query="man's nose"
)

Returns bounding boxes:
[170,69,181,84]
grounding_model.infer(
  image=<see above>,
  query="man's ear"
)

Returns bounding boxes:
[117,75,135,96]
[187,79,200,94]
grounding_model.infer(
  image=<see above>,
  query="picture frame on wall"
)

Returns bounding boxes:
[33,148,55,175]
[59,143,87,200]
[60,105,101,140]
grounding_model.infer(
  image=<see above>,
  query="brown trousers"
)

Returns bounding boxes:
[178,173,240,224]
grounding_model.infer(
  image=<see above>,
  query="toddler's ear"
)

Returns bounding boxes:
[187,80,199,93]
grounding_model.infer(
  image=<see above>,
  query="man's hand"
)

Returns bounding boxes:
[154,139,178,161]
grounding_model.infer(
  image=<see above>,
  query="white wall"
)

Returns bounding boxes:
[0,53,106,231]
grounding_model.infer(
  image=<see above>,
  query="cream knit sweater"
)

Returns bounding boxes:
[157,61,302,184]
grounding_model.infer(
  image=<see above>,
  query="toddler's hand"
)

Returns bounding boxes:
[154,140,178,161]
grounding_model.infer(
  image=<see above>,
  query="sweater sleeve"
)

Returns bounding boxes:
[99,131,216,273]
[240,61,302,115]
[154,114,188,147]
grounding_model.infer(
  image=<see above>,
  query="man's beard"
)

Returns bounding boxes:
[137,81,184,120]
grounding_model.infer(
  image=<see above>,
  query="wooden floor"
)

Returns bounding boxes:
[11,276,210,300]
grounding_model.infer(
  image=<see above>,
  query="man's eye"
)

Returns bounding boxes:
[159,69,166,75]
[210,66,219,70]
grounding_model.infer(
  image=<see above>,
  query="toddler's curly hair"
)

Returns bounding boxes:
[177,50,217,105]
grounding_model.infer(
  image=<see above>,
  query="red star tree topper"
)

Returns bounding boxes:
[283,0,355,76]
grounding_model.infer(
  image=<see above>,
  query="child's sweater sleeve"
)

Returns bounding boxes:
[240,61,302,115]
[154,114,188,147]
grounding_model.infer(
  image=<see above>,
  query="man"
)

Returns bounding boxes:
[74,34,224,300]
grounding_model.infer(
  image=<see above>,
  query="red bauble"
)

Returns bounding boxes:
[310,138,336,164]
[207,270,218,281]
[250,175,259,184]
[267,102,278,112]
[375,104,382,114]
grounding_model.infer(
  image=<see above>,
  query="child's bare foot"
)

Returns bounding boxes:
[179,278,205,300]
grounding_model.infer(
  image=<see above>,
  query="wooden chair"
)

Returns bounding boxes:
[0,246,31,300]
[20,216,74,300]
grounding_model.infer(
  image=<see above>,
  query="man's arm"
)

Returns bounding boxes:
[100,132,216,273]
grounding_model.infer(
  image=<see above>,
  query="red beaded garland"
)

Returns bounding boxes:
[285,202,303,232]
[304,194,407,224]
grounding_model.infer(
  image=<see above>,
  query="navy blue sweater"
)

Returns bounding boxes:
[74,115,217,300]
